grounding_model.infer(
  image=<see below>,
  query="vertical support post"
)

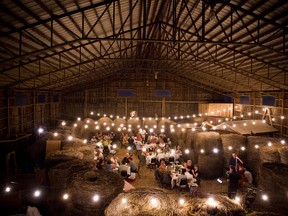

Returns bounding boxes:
[84,89,88,117]
[162,97,166,117]
[125,97,128,117]
[33,91,36,128]
[7,90,10,134]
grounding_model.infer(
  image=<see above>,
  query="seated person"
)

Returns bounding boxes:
[110,154,120,168]
[158,159,167,174]
[122,153,130,164]
[106,159,114,172]
[184,160,194,174]
[176,169,188,187]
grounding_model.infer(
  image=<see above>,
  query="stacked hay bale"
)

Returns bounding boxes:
[47,159,95,189]
[186,129,197,163]
[113,118,126,128]
[257,162,288,214]
[69,170,124,216]
[105,188,177,216]
[246,136,278,182]
[195,132,223,179]
[62,138,94,161]
[221,134,247,169]
[143,117,157,129]
[97,117,113,131]
[71,120,85,138]
[278,146,288,165]
[127,118,142,133]
[105,189,244,216]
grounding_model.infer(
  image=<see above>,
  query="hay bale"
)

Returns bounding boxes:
[83,118,95,126]
[198,154,224,179]
[47,149,84,162]
[106,190,244,216]
[257,163,288,214]
[260,146,280,163]
[278,147,288,165]
[143,117,157,128]
[113,118,126,128]
[98,117,113,126]
[195,132,222,154]
[62,138,85,149]
[74,145,95,161]
[47,159,95,188]
[246,212,283,216]
[158,118,176,128]
[69,170,124,216]
[175,195,245,216]
[71,120,85,138]
[105,188,177,216]
[127,118,142,129]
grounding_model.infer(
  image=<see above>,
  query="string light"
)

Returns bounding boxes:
[68,135,73,141]
[53,132,58,137]
[235,196,241,203]
[34,190,41,197]
[241,146,246,151]
[178,198,185,205]
[228,146,232,150]
[84,125,88,129]
[63,193,69,200]
[38,128,44,134]
[93,194,100,202]
[185,149,190,154]
[150,197,158,207]
[213,148,219,154]
[200,149,205,153]
[5,186,11,192]
[207,197,217,208]
[121,198,127,204]
[77,117,81,121]
[280,140,286,145]
[268,141,272,147]
[255,145,259,149]
[262,194,269,201]
[217,178,222,184]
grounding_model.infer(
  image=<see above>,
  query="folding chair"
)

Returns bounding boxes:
[178,178,188,192]
[149,157,157,169]
[168,156,175,165]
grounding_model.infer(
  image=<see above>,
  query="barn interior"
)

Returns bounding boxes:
[0,0,288,215]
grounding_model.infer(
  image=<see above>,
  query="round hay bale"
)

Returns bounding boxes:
[260,146,280,163]
[106,190,244,216]
[198,153,224,179]
[47,159,95,189]
[71,120,85,138]
[47,149,84,162]
[62,138,85,149]
[195,132,222,154]
[74,145,95,161]
[97,117,113,126]
[278,147,288,165]
[257,163,288,214]
[83,118,95,126]
[105,188,177,216]
[246,212,283,216]
[113,118,126,128]
[69,170,124,216]
[143,117,157,128]
[127,118,142,129]
[158,118,176,128]
[175,195,245,216]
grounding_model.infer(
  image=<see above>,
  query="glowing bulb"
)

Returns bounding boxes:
[84,125,88,129]
[207,197,217,208]
[262,120,266,123]
[38,128,44,134]
[192,128,195,131]
[151,197,158,206]
[280,140,286,145]
[68,136,73,141]
[112,144,117,149]
[61,121,66,126]
[106,127,110,131]
[255,145,259,149]
[185,149,189,154]
[90,112,94,115]
[74,123,77,127]
[34,190,41,197]
[200,149,205,153]
[77,117,81,121]
[171,149,175,154]
[86,120,90,123]
[233,124,236,127]
[93,194,100,202]
[5,187,11,192]
[127,146,131,151]
[53,132,58,137]
[179,198,185,205]
[95,126,99,130]
[142,148,146,152]
[63,193,69,200]
[228,146,232,150]
[241,146,246,151]
[213,148,219,154]
[281,116,284,120]
[83,139,87,144]
[122,198,127,204]
[235,196,241,202]
[268,141,272,147]
[252,121,256,125]
[262,194,268,201]
[243,123,247,126]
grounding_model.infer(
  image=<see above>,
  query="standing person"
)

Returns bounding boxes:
[192,164,201,186]
[227,166,241,199]
[229,152,244,170]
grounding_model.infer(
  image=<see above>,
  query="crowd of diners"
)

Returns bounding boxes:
[91,130,255,198]
[90,130,200,191]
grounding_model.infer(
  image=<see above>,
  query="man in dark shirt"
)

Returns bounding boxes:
[229,153,244,169]
[227,166,241,199]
